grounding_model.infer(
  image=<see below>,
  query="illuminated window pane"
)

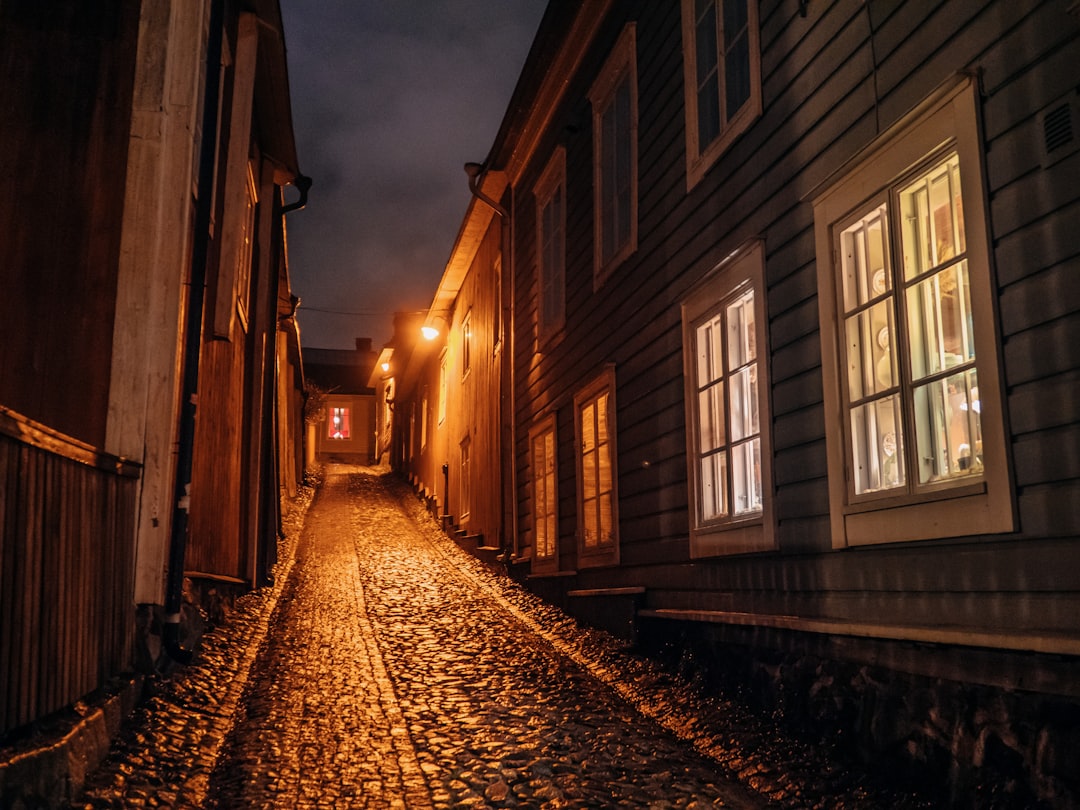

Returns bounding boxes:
[698,383,726,452]
[840,205,889,312]
[599,493,614,543]
[906,260,974,381]
[690,286,761,523]
[531,425,557,560]
[696,317,724,384]
[844,299,896,403]
[584,497,598,547]
[731,437,761,515]
[900,154,965,281]
[726,289,755,367]
[578,385,615,549]
[699,450,728,520]
[913,368,981,484]
[328,407,351,440]
[581,402,595,452]
[850,395,905,494]
[728,366,757,442]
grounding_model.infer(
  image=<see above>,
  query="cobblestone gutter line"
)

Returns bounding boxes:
[68,483,316,810]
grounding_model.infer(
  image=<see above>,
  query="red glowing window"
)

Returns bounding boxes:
[328,407,351,440]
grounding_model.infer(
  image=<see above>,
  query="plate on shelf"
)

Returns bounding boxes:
[872,268,887,295]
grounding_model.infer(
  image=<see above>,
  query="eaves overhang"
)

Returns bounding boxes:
[250,0,302,184]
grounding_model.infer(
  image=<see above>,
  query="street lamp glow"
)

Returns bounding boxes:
[421,325,440,341]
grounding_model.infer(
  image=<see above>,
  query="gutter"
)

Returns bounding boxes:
[163,0,226,664]
[464,163,516,564]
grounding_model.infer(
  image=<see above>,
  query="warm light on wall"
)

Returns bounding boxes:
[381,361,390,372]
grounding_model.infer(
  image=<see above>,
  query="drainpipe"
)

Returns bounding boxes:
[464,162,516,565]
[162,0,225,664]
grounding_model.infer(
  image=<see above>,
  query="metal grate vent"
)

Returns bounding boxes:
[1037,94,1080,168]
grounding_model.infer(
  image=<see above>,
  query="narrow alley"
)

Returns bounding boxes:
[73,467,931,809]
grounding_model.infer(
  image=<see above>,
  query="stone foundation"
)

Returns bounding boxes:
[637,618,1080,808]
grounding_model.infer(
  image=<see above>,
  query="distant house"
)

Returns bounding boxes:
[304,339,379,465]
[391,0,1080,804]
[0,0,306,800]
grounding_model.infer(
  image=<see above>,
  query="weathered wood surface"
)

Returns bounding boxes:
[0,410,138,737]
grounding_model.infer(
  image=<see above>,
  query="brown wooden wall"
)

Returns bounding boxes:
[187,335,248,579]
[0,407,138,737]
[0,0,140,447]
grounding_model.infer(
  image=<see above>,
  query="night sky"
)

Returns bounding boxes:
[279,1,547,351]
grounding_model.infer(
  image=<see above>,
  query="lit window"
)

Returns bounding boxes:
[328,406,351,440]
[460,435,471,520]
[589,24,638,286]
[680,0,761,189]
[535,148,566,342]
[530,415,558,570]
[813,78,1014,546]
[420,388,428,449]
[575,367,619,567]
[682,240,774,556]
[839,155,979,494]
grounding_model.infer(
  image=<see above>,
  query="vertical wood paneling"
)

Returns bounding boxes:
[0,429,137,737]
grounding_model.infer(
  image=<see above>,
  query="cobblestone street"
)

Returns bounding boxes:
[73,466,932,809]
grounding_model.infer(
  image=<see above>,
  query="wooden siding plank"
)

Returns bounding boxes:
[1008,370,1080,436]
[991,151,1080,243]
[1017,481,1080,537]
[999,259,1080,337]
[1003,314,1080,386]
[994,198,1080,289]
[1012,424,1080,487]
[982,4,1080,131]
[774,442,829,487]
[772,370,824,420]
[0,441,14,732]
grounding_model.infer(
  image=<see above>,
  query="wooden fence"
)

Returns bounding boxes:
[0,406,139,738]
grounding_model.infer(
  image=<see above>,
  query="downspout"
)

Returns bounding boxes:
[163,0,225,664]
[464,162,516,565]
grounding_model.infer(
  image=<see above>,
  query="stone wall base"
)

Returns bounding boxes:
[637,618,1080,809]
[0,675,142,809]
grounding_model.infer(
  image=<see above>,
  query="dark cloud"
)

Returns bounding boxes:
[280,1,546,349]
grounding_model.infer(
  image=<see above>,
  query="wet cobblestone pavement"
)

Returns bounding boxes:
[72,466,933,809]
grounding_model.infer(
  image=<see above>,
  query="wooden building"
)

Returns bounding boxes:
[397,173,511,555]
[0,0,306,797]
[304,340,379,466]
[392,0,1080,803]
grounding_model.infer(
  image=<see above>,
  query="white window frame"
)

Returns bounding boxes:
[535,147,567,344]
[588,24,638,289]
[680,0,762,190]
[574,366,619,568]
[461,309,472,380]
[529,414,559,573]
[812,77,1015,548]
[681,240,774,556]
